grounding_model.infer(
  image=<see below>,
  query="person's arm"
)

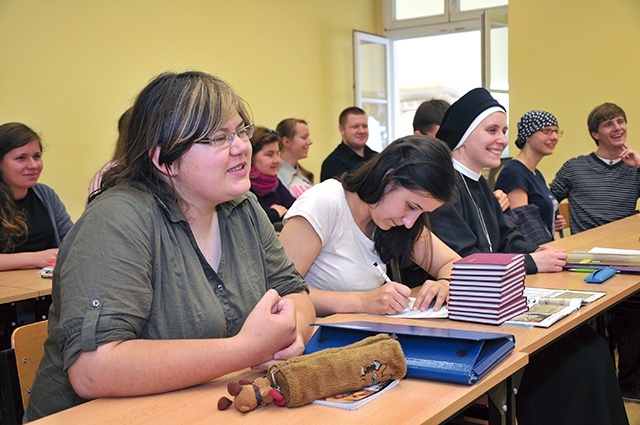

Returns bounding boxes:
[505,188,529,209]
[68,289,299,399]
[493,189,510,211]
[549,162,571,202]
[409,229,460,311]
[0,250,58,271]
[279,215,411,316]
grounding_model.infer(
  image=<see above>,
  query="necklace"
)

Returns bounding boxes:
[460,172,493,252]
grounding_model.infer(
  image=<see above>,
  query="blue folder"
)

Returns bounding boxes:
[304,321,515,385]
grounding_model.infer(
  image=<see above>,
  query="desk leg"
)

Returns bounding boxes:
[487,368,523,425]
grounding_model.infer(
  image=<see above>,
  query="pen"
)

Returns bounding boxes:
[373,262,392,283]
[567,267,620,273]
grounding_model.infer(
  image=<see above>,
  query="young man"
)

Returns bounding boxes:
[320,107,377,181]
[550,102,640,403]
[550,102,640,233]
[412,99,450,137]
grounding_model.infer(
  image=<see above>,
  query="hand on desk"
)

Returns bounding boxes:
[243,289,299,369]
[413,279,448,312]
[531,244,567,273]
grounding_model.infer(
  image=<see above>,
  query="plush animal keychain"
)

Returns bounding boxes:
[217,333,406,413]
[217,377,284,412]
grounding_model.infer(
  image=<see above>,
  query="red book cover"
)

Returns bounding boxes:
[449,297,528,325]
[454,253,525,271]
[449,285,525,307]
[450,270,526,289]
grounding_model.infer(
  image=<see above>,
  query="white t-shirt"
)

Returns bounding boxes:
[278,161,312,198]
[284,179,386,291]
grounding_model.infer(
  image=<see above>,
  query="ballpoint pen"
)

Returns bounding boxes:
[373,262,392,283]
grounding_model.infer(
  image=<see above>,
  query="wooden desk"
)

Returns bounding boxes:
[28,352,527,425]
[0,269,52,303]
[0,269,52,349]
[27,216,640,424]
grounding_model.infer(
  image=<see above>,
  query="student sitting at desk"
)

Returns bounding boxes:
[249,126,296,226]
[0,122,73,271]
[279,136,460,316]
[429,88,628,425]
[26,71,316,421]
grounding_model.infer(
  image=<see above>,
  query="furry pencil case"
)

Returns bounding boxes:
[267,333,406,408]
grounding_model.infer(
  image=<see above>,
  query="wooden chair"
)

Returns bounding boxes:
[0,320,48,424]
[558,202,571,238]
[11,320,48,410]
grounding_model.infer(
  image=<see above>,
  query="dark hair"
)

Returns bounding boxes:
[339,106,366,127]
[587,102,627,145]
[275,118,314,183]
[413,99,451,135]
[96,71,252,205]
[341,135,455,267]
[113,107,133,161]
[0,122,42,252]
[249,126,280,158]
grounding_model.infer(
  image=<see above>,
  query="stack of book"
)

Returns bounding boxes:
[448,253,528,325]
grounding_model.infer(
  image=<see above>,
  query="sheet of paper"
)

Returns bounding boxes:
[385,297,449,319]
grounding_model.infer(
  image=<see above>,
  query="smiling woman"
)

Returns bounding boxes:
[26,71,316,422]
[249,126,296,225]
[0,122,73,271]
[279,135,460,317]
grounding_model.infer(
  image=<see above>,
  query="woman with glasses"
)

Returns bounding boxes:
[26,71,315,421]
[276,118,314,198]
[494,110,566,239]
[0,122,73,271]
[429,88,628,425]
[249,126,296,225]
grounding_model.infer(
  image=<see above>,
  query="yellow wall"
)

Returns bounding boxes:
[509,0,640,180]
[0,0,382,220]
[3,0,639,221]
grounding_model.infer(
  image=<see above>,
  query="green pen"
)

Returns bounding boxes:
[567,268,599,273]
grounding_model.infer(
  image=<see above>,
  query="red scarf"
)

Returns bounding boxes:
[250,167,278,196]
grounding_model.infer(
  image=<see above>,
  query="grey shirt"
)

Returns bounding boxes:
[26,183,307,421]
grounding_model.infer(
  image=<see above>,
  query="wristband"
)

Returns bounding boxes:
[437,277,451,282]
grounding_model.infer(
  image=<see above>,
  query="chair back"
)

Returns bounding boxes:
[11,320,48,410]
[558,202,571,237]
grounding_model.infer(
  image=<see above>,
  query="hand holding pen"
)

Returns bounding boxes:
[371,262,411,314]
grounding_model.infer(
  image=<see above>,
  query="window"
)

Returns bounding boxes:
[381,0,508,144]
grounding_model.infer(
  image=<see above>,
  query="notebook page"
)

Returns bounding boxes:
[589,247,640,256]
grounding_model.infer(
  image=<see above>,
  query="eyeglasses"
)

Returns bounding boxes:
[195,124,255,148]
[540,127,564,137]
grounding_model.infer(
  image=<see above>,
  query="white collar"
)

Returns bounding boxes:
[453,158,481,181]
[595,154,622,166]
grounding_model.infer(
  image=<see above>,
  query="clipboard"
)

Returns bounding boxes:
[304,321,515,385]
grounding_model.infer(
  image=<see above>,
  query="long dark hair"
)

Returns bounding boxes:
[94,71,252,205]
[0,123,42,252]
[341,135,455,268]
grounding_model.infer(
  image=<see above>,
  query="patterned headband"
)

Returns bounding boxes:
[515,110,558,148]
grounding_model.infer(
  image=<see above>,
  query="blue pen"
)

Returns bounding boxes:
[373,262,392,283]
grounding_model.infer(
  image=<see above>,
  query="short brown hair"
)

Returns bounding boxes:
[339,106,366,127]
[587,102,626,144]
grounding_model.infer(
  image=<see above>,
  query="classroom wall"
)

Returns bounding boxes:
[509,0,640,180]
[0,0,382,220]
[3,1,639,221]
